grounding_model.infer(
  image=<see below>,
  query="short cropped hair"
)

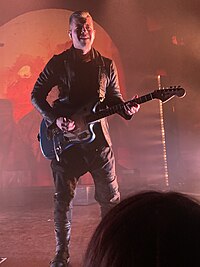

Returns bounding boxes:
[69,10,92,28]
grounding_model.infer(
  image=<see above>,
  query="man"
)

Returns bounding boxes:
[31,10,140,267]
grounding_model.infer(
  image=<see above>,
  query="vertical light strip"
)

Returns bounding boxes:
[157,75,169,187]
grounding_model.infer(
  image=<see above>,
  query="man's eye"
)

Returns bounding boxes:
[75,25,92,32]
[86,25,92,30]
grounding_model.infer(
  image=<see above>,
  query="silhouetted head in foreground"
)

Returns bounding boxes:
[83,191,200,267]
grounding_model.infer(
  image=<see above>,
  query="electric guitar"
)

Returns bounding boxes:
[39,86,186,160]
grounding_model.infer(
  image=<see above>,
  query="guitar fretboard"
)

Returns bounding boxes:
[86,92,154,123]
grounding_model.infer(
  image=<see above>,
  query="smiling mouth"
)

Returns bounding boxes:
[80,36,90,40]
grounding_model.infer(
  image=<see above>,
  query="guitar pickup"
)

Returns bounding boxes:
[78,132,89,140]
[63,135,70,142]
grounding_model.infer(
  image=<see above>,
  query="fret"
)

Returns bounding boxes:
[85,87,185,123]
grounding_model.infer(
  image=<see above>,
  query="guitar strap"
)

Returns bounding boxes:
[96,54,107,102]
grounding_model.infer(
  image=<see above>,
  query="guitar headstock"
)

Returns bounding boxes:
[153,86,186,103]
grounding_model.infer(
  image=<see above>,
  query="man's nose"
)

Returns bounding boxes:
[81,26,87,33]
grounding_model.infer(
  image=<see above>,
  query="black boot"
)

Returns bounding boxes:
[50,250,69,267]
[50,198,72,267]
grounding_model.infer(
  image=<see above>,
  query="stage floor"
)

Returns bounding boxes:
[1,185,200,267]
[0,187,100,267]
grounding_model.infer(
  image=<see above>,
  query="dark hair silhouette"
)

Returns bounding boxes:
[83,191,200,267]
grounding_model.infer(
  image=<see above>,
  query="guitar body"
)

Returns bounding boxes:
[39,102,98,159]
[39,120,55,159]
[39,86,186,160]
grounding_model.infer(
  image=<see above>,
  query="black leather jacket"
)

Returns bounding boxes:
[31,46,131,146]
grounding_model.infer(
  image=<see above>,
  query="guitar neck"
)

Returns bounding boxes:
[86,92,154,123]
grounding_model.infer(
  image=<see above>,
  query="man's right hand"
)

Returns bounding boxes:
[56,117,76,132]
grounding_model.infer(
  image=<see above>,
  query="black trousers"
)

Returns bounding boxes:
[51,144,120,217]
[50,144,120,255]
[50,144,120,257]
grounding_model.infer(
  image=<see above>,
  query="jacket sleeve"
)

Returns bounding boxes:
[31,56,59,127]
[104,60,132,120]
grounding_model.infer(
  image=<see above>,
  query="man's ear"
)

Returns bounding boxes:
[68,31,72,39]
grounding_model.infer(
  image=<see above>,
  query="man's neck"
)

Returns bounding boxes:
[73,47,92,62]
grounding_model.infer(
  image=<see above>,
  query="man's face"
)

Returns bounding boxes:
[69,16,95,53]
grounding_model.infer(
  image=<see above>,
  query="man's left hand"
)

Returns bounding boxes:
[124,95,140,116]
